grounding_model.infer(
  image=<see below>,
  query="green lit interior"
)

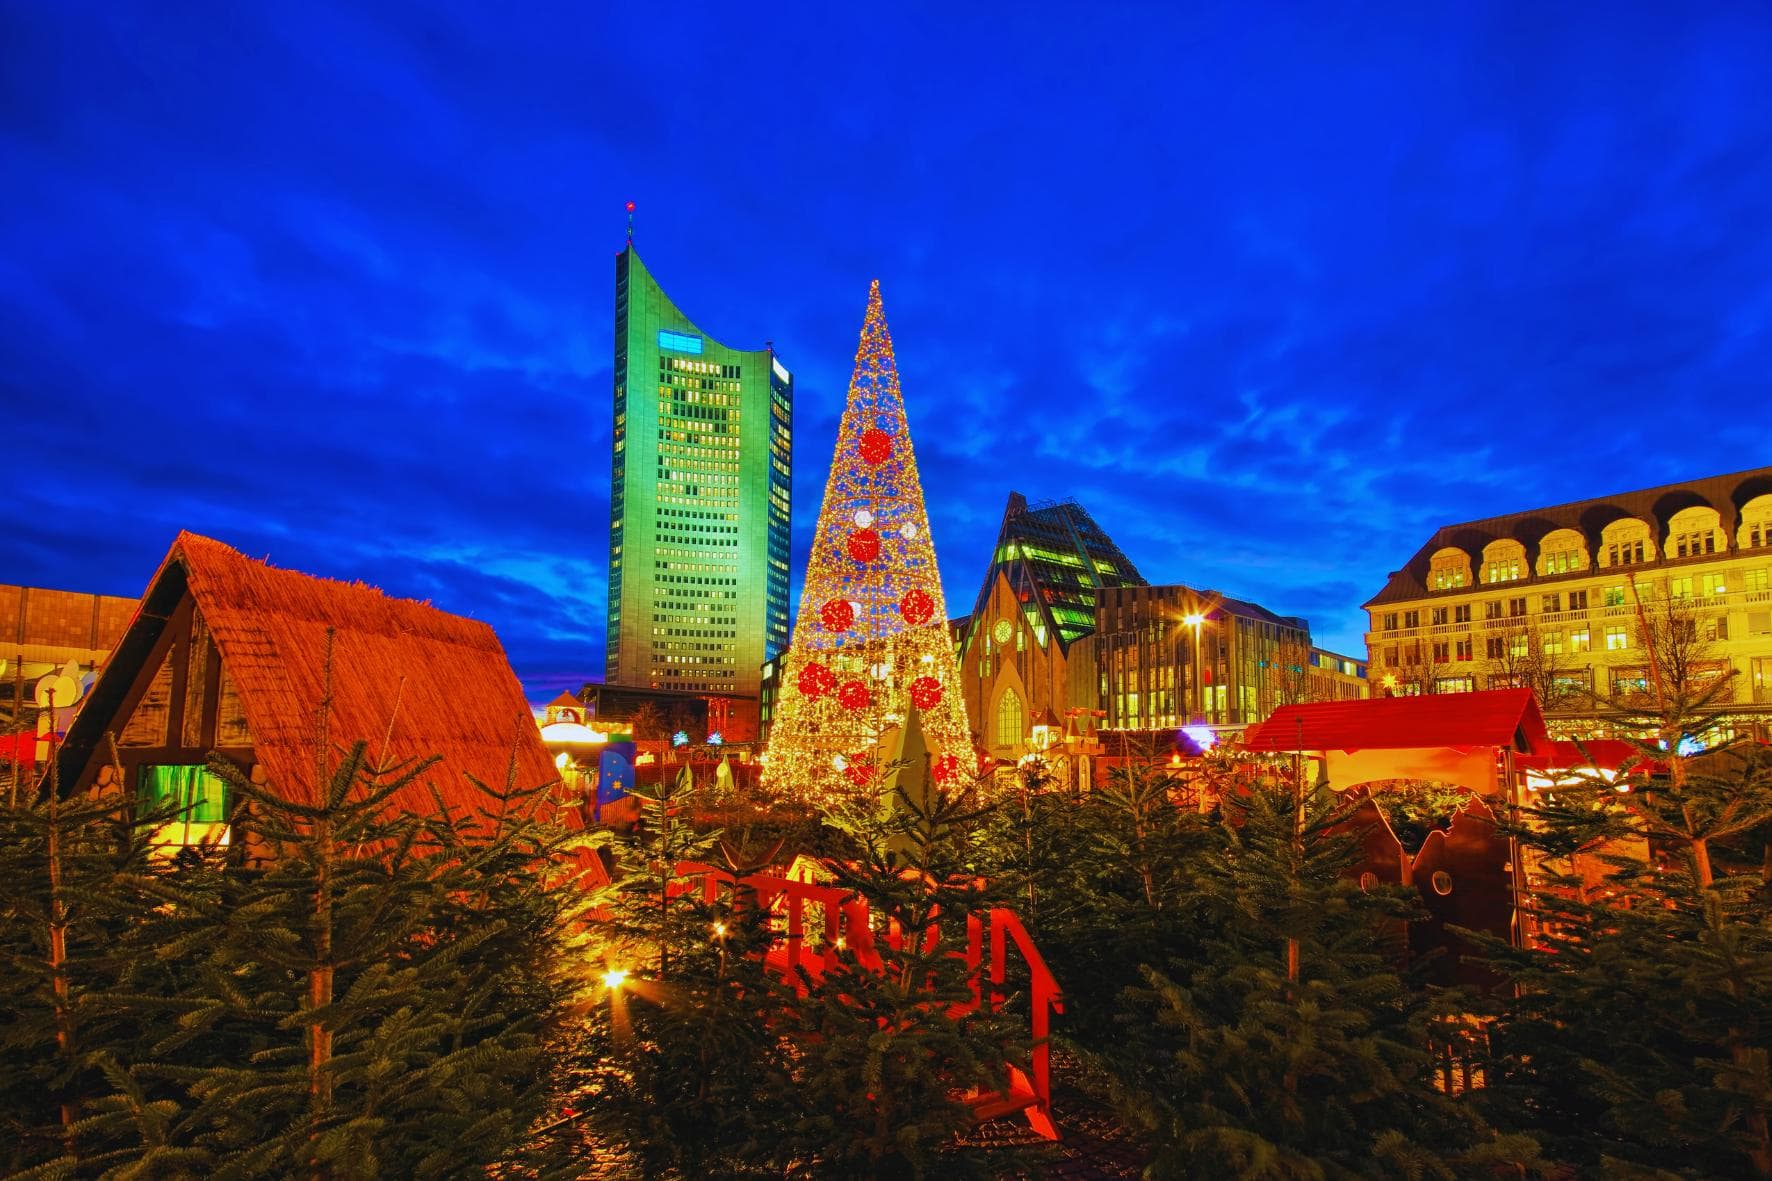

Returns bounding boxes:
[137,764,228,824]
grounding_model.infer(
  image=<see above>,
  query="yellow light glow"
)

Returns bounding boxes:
[712,922,727,938]
[554,752,571,770]
[602,968,629,990]
[1182,612,1205,627]
[760,280,977,805]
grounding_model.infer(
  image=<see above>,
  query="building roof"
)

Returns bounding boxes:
[1104,582,1309,633]
[55,532,558,815]
[1240,688,1549,755]
[1365,466,1772,608]
[970,491,1145,650]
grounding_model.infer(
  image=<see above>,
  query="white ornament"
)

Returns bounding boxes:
[853,509,874,528]
[901,522,919,540]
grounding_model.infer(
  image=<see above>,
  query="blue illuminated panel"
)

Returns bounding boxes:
[657,329,704,354]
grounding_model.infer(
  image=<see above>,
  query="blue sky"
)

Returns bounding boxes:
[3,2,1769,697]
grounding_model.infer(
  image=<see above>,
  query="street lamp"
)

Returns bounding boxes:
[1183,611,1206,724]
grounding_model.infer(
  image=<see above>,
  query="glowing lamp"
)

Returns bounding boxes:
[1181,725,1217,751]
[603,968,629,990]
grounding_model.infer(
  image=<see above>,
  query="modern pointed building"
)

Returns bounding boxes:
[957,492,1145,760]
[605,246,792,695]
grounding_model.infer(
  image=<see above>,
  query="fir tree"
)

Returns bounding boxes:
[84,733,597,1180]
[0,744,170,1175]
[978,758,1213,1052]
[780,773,1036,1180]
[576,765,803,1178]
[1101,774,1537,1179]
[1477,740,1772,1177]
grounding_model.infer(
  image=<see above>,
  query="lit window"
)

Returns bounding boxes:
[137,764,230,848]
[1604,626,1629,651]
[1603,585,1626,607]
[1570,629,1591,653]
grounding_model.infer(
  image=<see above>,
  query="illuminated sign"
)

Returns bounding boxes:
[658,330,704,354]
[771,356,791,383]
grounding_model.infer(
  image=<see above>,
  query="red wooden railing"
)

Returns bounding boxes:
[666,860,1064,1139]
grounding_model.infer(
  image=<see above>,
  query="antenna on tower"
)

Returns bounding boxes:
[625,200,635,244]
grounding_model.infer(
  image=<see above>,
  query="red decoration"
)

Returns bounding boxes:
[858,428,893,465]
[931,753,961,784]
[798,661,836,699]
[846,759,875,788]
[899,587,934,626]
[909,676,942,710]
[847,528,881,562]
[821,598,855,633]
[838,680,871,711]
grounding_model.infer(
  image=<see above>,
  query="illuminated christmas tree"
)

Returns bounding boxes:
[762,281,974,805]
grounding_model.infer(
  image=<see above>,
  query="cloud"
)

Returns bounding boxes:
[3,1,1770,695]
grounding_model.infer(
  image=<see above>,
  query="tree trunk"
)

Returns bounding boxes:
[309,809,335,1115]
[46,759,77,1150]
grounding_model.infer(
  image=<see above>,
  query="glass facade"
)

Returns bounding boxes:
[607,248,792,694]
[969,492,1145,651]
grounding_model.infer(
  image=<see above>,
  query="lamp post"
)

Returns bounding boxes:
[1183,611,1206,724]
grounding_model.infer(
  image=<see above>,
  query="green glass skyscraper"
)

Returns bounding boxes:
[606,246,792,694]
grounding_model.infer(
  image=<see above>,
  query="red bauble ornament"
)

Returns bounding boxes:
[847,528,881,562]
[798,661,836,699]
[858,428,893,465]
[899,587,934,626]
[846,759,875,788]
[821,598,855,633]
[837,680,871,711]
[931,753,961,784]
[909,675,942,710]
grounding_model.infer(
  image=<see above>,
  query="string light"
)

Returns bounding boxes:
[762,280,976,804]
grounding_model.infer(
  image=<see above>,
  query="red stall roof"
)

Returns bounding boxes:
[1240,689,1550,756]
[1516,739,1638,773]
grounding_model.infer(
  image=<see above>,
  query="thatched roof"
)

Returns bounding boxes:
[56,532,560,818]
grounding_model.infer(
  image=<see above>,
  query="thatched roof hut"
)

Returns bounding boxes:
[52,532,559,824]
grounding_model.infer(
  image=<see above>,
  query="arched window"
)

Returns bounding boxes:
[995,688,1025,748]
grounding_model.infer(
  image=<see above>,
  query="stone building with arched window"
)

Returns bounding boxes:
[1364,466,1772,734]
